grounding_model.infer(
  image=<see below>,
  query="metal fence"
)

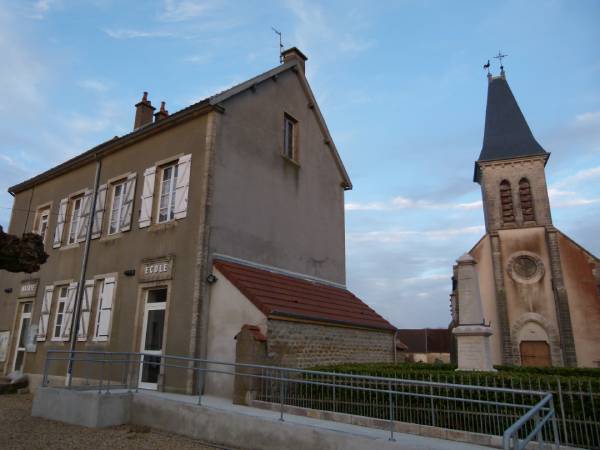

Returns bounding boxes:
[306,370,598,450]
[42,350,561,450]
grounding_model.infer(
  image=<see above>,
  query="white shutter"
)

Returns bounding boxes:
[95,277,116,341]
[120,173,137,232]
[37,286,54,341]
[91,184,107,239]
[173,154,191,220]
[77,280,95,341]
[139,167,155,228]
[77,190,93,242]
[61,282,78,340]
[53,198,68,248]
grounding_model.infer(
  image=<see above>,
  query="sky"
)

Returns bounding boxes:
[1,0,599,329]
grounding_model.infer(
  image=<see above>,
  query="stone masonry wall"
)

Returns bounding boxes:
[266,319,395,368]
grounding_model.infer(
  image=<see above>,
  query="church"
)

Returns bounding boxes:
[451,67,600,368]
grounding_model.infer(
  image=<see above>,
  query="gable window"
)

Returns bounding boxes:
[500,180,515,226]
[519,178,535,222]
[34,207,50,243]
[67,196,83,244]
[52,286,69,340]
[158,163,178,223]
[283,114,298,161]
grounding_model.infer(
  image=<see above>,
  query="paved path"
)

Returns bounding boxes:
[0,393,239,450]
[141,390,495,450]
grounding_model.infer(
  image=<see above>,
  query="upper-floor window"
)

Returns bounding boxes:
[107,176,136,235]
[158,163,178,223]
[67,196,83,244]
[139,154,191,228]
[53,188,99,248]
[283,114,298,161]
[519,178,535,222]
[34,206,50,244]
[500,180,515,226]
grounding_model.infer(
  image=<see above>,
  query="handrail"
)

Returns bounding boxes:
[502,393,560,450]
[42,349,561,445]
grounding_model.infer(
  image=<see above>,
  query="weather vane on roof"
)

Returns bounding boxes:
[494,50,508,71]
[271,27,283,63]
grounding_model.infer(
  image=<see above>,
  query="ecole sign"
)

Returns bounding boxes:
[139,256,174,282]
[18,279,39,298]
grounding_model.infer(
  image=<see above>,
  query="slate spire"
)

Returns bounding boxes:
[474,73,548,181]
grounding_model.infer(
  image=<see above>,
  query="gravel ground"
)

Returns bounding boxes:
[0,393,240,450]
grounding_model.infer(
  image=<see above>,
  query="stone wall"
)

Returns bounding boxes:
[266,319,394,368]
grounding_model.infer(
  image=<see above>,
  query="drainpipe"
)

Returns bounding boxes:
[393,329,399,364]
[66,157,102,387]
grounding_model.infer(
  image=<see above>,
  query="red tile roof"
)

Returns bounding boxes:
[214,259,395,331]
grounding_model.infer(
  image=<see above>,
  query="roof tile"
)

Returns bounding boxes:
[214,259,395,331]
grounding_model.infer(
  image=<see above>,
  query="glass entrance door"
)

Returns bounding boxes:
[138,288,167,390]
[13,303,32,372]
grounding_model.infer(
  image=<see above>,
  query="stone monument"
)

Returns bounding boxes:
[452,254,496,371]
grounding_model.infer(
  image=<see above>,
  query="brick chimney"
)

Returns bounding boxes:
[281,47,307,73]
[134,92,155,130]
[154,101,169,122]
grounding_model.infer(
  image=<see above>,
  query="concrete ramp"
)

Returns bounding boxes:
[33,387,493,450]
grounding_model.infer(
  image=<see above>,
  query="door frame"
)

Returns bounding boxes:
[12,302,33,373]
[137,287,168,390]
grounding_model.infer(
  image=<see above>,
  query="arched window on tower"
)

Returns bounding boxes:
[500,180,515,225]
[519,178,535,222]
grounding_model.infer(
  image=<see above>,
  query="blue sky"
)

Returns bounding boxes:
[1,0,599,329]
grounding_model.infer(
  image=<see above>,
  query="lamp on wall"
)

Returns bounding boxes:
[3,288,12,294]
[206,274,218,284]
[123,269,136,277]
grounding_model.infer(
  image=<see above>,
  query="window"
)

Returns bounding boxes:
[283,114,297,161]
[108,181,126,235]
[139,154,191,228]
[34,207,50,243]
[519,178,535,222]
[500,180,515,225]
[52,286,68,340]
[93,277,116,342]
[158,163,179,223]
[67,196,83,244]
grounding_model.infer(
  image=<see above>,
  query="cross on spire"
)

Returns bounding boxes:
[494,50,508,70]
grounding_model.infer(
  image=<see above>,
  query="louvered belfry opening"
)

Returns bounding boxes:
[519,178,535,222]
[500,180,516,225]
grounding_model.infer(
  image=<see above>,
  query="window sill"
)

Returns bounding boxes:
[100,232,125,243]
[281,154,300,168]
[59,243,80,251]
[148,220,179,233]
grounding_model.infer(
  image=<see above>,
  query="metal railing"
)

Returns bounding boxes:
[42,350,561,448]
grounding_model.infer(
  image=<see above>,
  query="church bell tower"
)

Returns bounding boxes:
[468,68,578,367]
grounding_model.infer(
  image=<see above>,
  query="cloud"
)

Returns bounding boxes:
[347,225,484,244]
[160,0,214,22]
[27,0,58,20]
[103,29,174,39]
[575,111,600,125]
[77,79,109,92]
[345,195,482,211]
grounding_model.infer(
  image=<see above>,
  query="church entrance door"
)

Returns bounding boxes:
[520,340,551,367]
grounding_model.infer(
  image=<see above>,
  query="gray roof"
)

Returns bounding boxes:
[474,74,547,181]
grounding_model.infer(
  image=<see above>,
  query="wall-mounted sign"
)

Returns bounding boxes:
[0,331,9,362]
[139,256,174,283]
[18,279,39,298]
